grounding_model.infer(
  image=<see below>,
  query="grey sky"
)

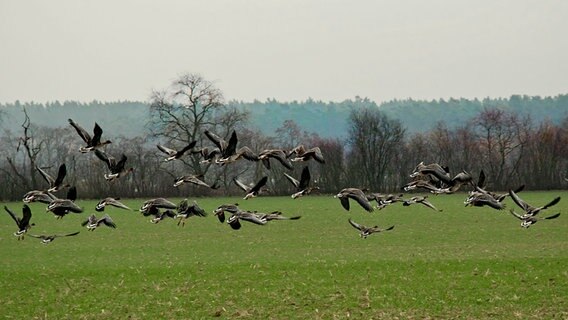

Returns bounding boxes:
[1,0,567,104]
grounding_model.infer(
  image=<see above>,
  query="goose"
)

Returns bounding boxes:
[283,166,319,199]
[157,140,197,162]
[5,205,34,240]
[470,170,525,202]
[150,209,176,224]
[257,211,302,221]
[287,145,325,164]
[335,188,374,212]
[509,189,560,218]
[509,210,560,228]
[46,186,83,218]
[227,210,267,230]
[81,214,117,231]
[36,163,70,193]
[402,180,443,193]
[94,149,133,181]
[68,119,111,153]
[409,162,450,183]
[220,146,259,165]
[233,176,269,200]
[192,146,221,164]
[23,190,57,204]
[175,199,207,227]
[29,231,80,244]
[366,193,404,209]
[431,171,473,194]
[348,218,394,239]
[213,203,240,223]
[402,195,442,211]
[140,197,178,214]
[464,193,506,210]
[258,149,293,170]
[203,129,238,164]
[95,197,131,212]
[173,174,219,189]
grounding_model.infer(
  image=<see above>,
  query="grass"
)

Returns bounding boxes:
[1,191,567,319]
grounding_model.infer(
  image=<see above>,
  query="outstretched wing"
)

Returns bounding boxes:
[251,176,268,193]
[57,231,81,238]
[542,197,561,211]
[94,149,112,170]
[283,172,300,188]
[157,144,176,156]
[204,130,226,151]
[233,177,250,192]
[36,166,55,187]
[348,218,362,231]
[542,212,561,220]
[509,189,530,212]
[53,163,67,187]
[299,166,311,190]
[91,123,104,146]
[21,205,32,228]
[68,119,91,143]
[4,206,20,227]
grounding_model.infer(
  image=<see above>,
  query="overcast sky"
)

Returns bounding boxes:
[1,0,567,104]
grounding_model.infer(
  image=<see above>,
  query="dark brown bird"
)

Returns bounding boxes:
[46,186,82,219]
[29,231,80,244]
[68,119,112,153]
[348,218,394,239]
[204,129,238,164]
[509,210,560,228]
[259,149,293,170]
[233,176,269,200]
[287,145,325,164]
[213,203,240,223]
[283,166,319,199]
[335,188,374,212]
[95,197,131,212]
[509,189,561,218]
[94,149,133,181]
[157,140,197,162]
[5,205,34,240]
[175,199,207,227]
[36,163,70,193]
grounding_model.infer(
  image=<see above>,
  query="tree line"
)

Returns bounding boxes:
[0,73,566,201]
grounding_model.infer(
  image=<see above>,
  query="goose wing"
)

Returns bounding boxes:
[204,130,227,151]
[541,212,561,220]
[177,140,197,155]
[99,215,117,228]
[298,166,311,190]
[106,198,131,210]
[540,197,561,211]
[4,206,21,227]
[348,218,363,231]
[271,150,293,170]
[114,154,128,172]
[91,122,104,146]
[307,147,325,163]
[420,199,441,211]
[509,189,530,212]
[55,231,81,238]
[53,163,67,187]
[223,130,238,158]
[233,177,251,192]
[68,119,91,143]
[339,196,350,211]
[283,172,300,189]
[36,166,55,187]
[94,149,113,170]
[82,214,97,226]
[509,209,524,220]
[250,176,268,193]
[157,144,177,156]
[21,205,32,228]
[348,190,374,212]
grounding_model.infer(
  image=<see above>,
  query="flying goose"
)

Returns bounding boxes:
[95,197,131,212]
[402,195,442,211]
[175,199,207,227]
[470,170,525,202]
[94,149,133,181]
[409,162,451,182]
[366,193,404,210]
[226,210,267,230]
[68,119,112,153]
[82,214,117,231]
[36,163,70,193]
[192,146,221,164]
[213,203,240,223]
[402,180,444,193]
[509,210,561,228]
[157,140,197,162]
[283,166,319,199]
[140,197,178,214]
[431,171,473,194]
[220,146,259,164]
[509,189,561,218]
[29,231,80,244]
[5,205,34,240]
[23,190,57,204]
[258,149,293,170]
[335,188,374,212]
[257,210,302,221]
[150,209,176,224]
[464,193,506,210]
[204,129,238,164]
[287,145,325,164]
[233,176,269,200]
[348,218,394,239]
[46,187,83,219]
[173,174,219,189]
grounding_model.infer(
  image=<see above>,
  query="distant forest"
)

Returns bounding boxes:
[1,94,566,138]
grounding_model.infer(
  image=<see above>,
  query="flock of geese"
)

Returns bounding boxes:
[4,120,564,243]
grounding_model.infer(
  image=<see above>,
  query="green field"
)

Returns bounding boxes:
[1,191,567,319]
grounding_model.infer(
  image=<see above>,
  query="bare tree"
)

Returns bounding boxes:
[346,107,405,191]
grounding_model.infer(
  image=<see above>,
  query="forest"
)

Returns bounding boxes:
[0,73,566,201]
